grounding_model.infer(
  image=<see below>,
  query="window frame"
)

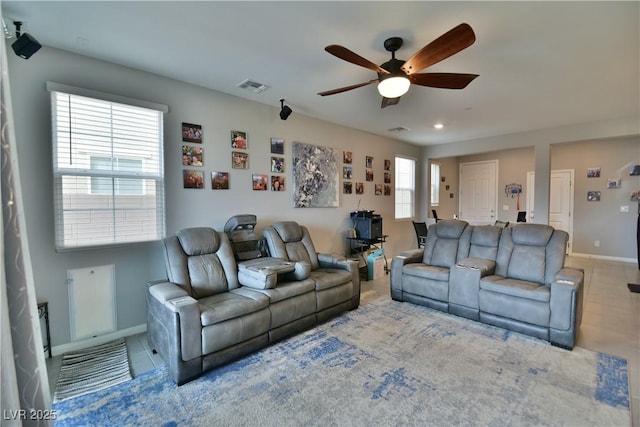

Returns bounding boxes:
[394,156,416,220]
[48,82,168,251]
[430,161,441,207]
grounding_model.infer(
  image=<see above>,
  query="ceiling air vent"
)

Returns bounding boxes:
[236,79,270,94]
[387,126,410,133]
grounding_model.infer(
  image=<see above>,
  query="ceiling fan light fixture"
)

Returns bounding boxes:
[377,75,410,99]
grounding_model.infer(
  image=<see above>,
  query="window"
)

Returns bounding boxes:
[49,83,167,250]
[395,156,415,219]
[430,162,440,206]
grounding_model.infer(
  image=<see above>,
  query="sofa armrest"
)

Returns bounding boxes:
[318,253,360,309]
[390,250,423,301]
[550,267,584,332]
[147,281,202,362]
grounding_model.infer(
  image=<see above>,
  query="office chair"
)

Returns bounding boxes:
[517,211,527,223]
[432,209,441,223]
[412,221,428,248]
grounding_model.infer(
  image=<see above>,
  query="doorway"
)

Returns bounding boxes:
[459,160,498,224]
[526,169,574,253]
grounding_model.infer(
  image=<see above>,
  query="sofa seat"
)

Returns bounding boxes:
[199,287,270,327]
[310,269,352,291]
[249,278,317,332]
[401,265,449,301]
[480,276,551,302]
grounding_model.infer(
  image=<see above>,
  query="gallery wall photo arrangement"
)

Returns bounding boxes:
[292,141,339,208]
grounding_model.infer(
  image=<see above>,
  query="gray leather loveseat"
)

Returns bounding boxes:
[391,220,583,349]
[147,221,360,385]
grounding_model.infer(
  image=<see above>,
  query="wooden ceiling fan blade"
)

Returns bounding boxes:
[381,97,401,108]
[325,45,390,75]
[401,23,476,75]
[318,79,378,96]
[410,73,479,89]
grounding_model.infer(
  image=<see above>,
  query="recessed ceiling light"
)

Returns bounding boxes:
[434,123,444,129]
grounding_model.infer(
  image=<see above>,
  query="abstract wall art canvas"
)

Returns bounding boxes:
[292,141,339,208]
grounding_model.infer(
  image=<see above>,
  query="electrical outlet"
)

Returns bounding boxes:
[594,240,600,247]
[503,205,509,211]
[620,205,629,213]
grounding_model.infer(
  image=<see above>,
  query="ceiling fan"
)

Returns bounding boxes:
[318,23,478,108]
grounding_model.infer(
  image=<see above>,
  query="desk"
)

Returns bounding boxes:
[37,301,52,358]
[347,235,389,279]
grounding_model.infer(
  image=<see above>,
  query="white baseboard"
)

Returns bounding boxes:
[570,252,637,264]
[51,324,147,357]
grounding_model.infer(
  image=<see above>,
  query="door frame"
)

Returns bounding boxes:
[527,169,575,255]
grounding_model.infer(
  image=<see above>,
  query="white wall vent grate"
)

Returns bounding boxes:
[236,79,270,93]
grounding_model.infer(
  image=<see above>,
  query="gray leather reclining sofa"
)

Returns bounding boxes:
[147,221,360,385]
[391,220,584,349]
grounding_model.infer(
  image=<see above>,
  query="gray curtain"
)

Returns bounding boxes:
[1,20,52,426]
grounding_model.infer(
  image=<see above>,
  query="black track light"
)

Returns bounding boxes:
[279,99,292,120]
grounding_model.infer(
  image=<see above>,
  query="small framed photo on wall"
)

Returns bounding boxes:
[232,151,249,169]
[182,123,202,143]
[231,130,248,149]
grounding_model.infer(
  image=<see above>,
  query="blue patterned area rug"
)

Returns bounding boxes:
[53,295,630,426]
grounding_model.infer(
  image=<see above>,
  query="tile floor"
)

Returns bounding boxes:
[46,256,640,426]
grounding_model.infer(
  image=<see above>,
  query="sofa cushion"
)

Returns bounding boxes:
[468,225,502,260]
[480,276,550,302]
[177,227,221,255]
[187,254,231,298]
[511,224,553,246]
[272,221,304,242]
[310,269,352,291]
[423,220,470,269]
[402,263,450,282]
[199,288,269,327]
[507,245,546,284]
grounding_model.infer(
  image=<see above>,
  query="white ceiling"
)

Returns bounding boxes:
[2,1,639,146]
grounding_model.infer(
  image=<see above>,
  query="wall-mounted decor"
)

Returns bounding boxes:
[182,123,202,143]
[232,151,249,169]
[630,165,640,176]
[366,169,373,181]
[355,182,364,194]
[375,184,382,195]
[231,130,247,149]
[631,191,640,202]
[183,170,204,189]
[182,145,203,166]
[252,174,268,191]
[384,172,391,184]
[211,172,229,190]
[343,166,352,179]
[271,176,285,191]
[292,141,339,208]
[366,156,373,168]
[587,191,601,201]
[343,182,353,194]
[270,137,284,154]
[587,167,601,178]
[343,151,352,164]
[384,159,391,171]
[607,178,622,189]
[271,157,285,173]
[384,185,391,196]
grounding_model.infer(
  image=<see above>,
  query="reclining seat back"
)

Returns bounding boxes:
[162,227,240,299]
[263,221,319,270]
[422,220,471,268]
[468,225,503,261]
[495,224,568,286]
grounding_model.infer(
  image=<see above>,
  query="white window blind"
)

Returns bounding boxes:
[395,156,415,219]
[50,85,166,250]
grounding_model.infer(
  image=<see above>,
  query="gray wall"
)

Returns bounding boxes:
[551,136,639,258]
[7,46,421,349]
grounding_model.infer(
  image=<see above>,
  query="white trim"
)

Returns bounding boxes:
[46,81,169,113]
[51,324,147,357]
[571,253,637,264]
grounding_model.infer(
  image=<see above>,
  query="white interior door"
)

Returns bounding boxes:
[459,160,498,224]
[527,169,574,253]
